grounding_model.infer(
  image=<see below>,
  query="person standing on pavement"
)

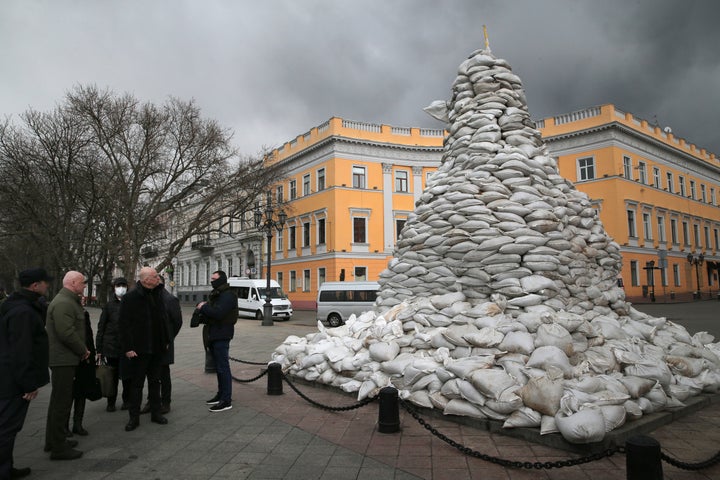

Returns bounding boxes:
[44,271,89,460]
[0,268,52,479]
[68,309,96,436]
[140,277,182,415]
[119,267,173,431]
[196,270,237,412]
[96,277,131,412]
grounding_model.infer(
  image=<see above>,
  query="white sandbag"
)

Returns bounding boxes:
[534,323,573,354]
[407,390,434,409]
[503,407,542,428]
[444,356,495,379]
[485,389,523,414]
[339,380,362,393]
[470,369,517,400]
[498,331,535,355]
[618,376,656,398]
[457,379,487,405]
[526,346,573,378]
[599,405,626,432]
[665,355,706,377]
[430,392,450,410]
[517,375,564,416]
[583,346,619,374]
[643,383,668,410]
[623,400,643,421]
[555,407,606,444]
[540,415,559,435]
[444,398,487,419]
[381,353,415,375]
[624,360,672,388]
[463,327,505,347]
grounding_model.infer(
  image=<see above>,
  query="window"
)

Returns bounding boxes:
[289,180,297,200]
[395,170,409,192]
[303,221,311,247]
[653,167,661,188]
[353,217,367,243]
[712,188,716,205]
[694,224,701,248]
[396,219,406,241]
[679,176,686,196]
[623,156,632,180]
[673,264,681,287]
[701,184,707,203]
[630,260,639,286]
[289,225,296,250]
[289,271,296,292]
[303,174,310,196]
[317,218,326,245]
[276,229,283,251]
[277,272,283,290]
[303,270,311,291]
[276,185,284,203]
[638,161,647,184]
[670,219,679,244]
[682,221,689,246]
[715,228,719,250]
[352,166,366,189]
[690,180,696,200]
[227,258,233,277]
[317,168,326,191]
[657,216,666,243]
[642,213,652,240]
[705,226,710,249]
[666,172,674,193]
[660,265,668,287]
[318,267,326,288]
[627,210,637,238]
[354,266,367,281]
[578,157,595,181]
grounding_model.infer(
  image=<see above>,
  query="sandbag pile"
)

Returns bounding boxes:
[272,46,720,444]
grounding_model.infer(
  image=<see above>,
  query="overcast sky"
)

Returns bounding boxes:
[2,0,719,157]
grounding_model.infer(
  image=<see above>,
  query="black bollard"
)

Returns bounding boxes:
[267,362,283,395]
[377,387,400,433]
[626,435,663,480]
[204,348,216,373]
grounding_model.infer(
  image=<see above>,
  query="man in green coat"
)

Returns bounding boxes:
[44,271,89,460]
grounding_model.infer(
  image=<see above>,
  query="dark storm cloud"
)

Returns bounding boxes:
[1,0,718,155]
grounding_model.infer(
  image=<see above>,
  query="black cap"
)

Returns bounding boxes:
[18,268,54,287]
[112,277,128,286]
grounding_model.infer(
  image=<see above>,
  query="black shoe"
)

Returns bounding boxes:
[205,394,220,405]
[139,403,151,415]
[11,467,32,478]
[150,414,168,425]
[124,418,139,432]
[106,403,116,412]
[209,401,232,413]
[50,448,83,460]
[160,403,170,414]
[62,426,73,438]
[44,439,78,452]
[72,425,88,436]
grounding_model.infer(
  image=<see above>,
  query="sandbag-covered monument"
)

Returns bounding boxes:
[273,41,720,444]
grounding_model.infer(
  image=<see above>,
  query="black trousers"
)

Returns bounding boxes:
[126,354,162,419]
[105,356,130,407]
[160,364,171,405]
[0,395,29,478]
[45,366,76,453]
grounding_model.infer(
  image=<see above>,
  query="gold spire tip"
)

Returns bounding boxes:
[483,25,490,50]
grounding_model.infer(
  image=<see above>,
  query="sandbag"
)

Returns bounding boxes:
[517,375,563,416]
[555,407,606,444]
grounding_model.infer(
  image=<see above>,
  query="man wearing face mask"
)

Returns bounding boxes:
[96,277,131,412]
[196,271,237,412]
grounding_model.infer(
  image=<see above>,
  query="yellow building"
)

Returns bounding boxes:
[537,104,720,301]
[267,107,720,307]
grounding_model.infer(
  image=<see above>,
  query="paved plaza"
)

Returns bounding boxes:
[12,302,720,479]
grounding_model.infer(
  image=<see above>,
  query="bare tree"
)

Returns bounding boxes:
[0,85,284,296]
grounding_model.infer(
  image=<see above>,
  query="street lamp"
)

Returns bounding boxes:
[687,253,704,299]
[254,199,287,326]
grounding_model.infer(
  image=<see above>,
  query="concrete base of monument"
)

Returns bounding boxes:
[285,374,719,454]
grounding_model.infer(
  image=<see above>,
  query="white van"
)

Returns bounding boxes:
[316,281,379,327]
[227,277,293,320]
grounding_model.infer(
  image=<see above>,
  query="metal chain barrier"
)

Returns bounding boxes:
[230,356,268,366]
[399,398,622,470]
[231,369,268,383]
[280,371,378,411]
[661,450,720,471]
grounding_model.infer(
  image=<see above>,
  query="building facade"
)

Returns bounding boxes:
[171,106,720,306]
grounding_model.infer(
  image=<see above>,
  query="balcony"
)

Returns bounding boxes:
[191,238,214,252]
[140,245,158,258]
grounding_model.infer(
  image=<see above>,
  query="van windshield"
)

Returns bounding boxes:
[258,287,287,299]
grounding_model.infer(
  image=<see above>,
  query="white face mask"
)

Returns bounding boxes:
[115,286,127,297]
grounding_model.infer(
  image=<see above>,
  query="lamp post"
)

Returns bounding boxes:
[254,200,287,326]
[687,253,704,299]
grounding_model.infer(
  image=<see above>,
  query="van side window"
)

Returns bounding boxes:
[238,286,250,299]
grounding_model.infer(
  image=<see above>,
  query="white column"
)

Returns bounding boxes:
[382,163,394,251]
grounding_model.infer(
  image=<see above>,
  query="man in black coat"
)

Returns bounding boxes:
[96,277,131,412]
[0,268,52,479]
[196,270,238,413]
[118,267,173,431]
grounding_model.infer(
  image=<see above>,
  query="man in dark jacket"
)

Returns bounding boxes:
[96,277,130,412]
[119,267,173,431]
[0,268,52,479]
[197,270,237,412]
